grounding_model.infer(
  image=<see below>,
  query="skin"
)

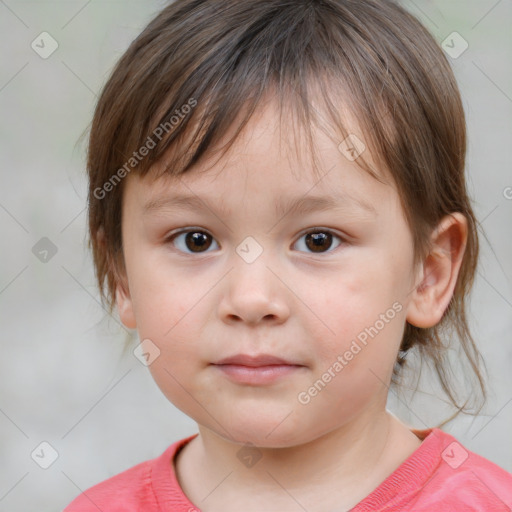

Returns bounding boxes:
[115,98,467,511]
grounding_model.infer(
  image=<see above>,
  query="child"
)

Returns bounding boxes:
[65,0,512,510]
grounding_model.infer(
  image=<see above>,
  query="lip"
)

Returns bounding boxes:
[211,354,305,385]
[214,354,301,367]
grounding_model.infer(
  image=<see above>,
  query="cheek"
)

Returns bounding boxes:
[136,292,209,414]
[309,258,406,376]
[126,249,201,338]
[147,356,208,422]
[126,253,214,364]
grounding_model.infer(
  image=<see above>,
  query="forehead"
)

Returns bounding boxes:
[127,94,395,215]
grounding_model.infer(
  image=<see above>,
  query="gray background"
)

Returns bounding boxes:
[0,0,511,510]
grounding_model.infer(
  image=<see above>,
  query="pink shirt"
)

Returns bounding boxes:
[64,427,512,511]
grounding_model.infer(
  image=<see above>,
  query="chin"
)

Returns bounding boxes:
[208,411,321,449]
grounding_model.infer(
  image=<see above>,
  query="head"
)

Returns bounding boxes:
[86,0,485,444]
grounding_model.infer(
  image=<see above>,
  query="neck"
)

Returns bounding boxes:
[175,408,422,511]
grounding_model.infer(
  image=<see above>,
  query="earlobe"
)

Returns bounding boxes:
[116,281,137,329]
[406,213,467,329]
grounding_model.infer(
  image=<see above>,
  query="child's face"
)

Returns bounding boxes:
[117,100,420,447]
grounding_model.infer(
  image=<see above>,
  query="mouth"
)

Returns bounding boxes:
[211,354,306,385]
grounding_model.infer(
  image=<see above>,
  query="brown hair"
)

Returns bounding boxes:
[84,0,486,422]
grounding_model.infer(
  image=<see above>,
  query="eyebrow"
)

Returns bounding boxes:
[142,192,377,218]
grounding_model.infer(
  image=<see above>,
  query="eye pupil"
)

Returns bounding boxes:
[305,232,332,253]
[186,232,212,252]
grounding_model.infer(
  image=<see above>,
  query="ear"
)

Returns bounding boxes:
[112,259,137,330]
[406,213,468,328]
[115,280,137,329]
[96,225,137,329]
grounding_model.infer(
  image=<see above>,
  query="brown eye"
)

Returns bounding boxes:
[185,232,213,252]
[294,230,343,254]
[168,229,217,254]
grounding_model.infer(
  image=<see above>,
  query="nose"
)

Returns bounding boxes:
[217,256,290,326]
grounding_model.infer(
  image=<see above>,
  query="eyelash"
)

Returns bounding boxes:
[164,227,346,256]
